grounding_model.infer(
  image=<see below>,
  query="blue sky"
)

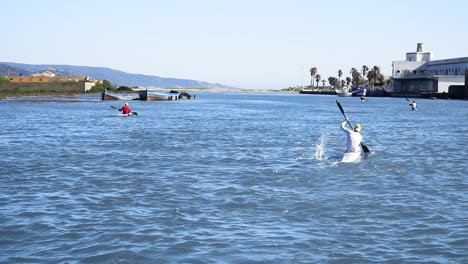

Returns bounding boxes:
[1,0,467,89]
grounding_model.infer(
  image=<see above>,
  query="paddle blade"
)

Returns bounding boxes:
[361,143,370,153]
[337,100,353,129]
[132,112,138,116]
[336,100,345,116]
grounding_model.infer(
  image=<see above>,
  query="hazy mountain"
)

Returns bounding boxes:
[0,64,33,76]
[0,62,235,89]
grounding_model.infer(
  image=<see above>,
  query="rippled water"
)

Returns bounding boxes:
[1,92,467,263]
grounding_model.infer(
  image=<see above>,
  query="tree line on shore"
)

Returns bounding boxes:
[304,65,391,91]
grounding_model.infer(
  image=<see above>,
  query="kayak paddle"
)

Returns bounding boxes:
[336,100,370,153]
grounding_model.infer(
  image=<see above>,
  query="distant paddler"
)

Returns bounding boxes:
[409,100,417,111]
[111,102,138,116]
[406,98,417,111]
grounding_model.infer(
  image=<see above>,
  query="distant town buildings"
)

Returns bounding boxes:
[3,72,101,92]
[392,43,468,98]
[31,70,56,78]
[8,75,87,83]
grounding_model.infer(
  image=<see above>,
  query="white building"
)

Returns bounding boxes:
[392,43,468,98]
[31,70,56,77]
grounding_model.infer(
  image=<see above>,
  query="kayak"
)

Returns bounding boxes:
[341,152,361,163]
[115,113,136,117]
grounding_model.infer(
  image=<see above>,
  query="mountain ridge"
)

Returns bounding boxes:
[0,62,236,89]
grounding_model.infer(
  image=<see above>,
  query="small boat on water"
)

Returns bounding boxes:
[336,88,352,97]
[101,89,139,101]
[101,89,125,100]
[337,87,367,97]
[139,89,180,101]
[102,88,193,101]
[352,87,367,97]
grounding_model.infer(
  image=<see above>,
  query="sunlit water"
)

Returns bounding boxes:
[1,92,467,263]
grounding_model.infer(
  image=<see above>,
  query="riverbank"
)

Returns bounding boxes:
[0,90,78,100]
[2,87,462,101]
[0,87,298,100]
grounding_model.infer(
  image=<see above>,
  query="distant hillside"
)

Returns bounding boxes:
[0,62,235,89]
[0,64,32,76]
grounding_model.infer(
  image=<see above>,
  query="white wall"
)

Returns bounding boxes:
[393,61,426,77]
[85,82,96,92]
[405,52,432,62]
[436,76,465,93]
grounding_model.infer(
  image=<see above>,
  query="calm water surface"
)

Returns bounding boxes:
[1,92,467,263]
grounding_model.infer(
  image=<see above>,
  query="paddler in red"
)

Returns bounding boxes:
[119,102,131,115]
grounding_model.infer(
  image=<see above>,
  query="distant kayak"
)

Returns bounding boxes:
[341,152,361,163]
[114,113,136,117]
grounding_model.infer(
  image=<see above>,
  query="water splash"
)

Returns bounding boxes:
[314,134,328,161]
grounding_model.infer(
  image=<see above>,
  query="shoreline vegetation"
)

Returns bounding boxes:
[0,90,78,100]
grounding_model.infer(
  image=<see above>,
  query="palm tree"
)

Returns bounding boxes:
[366,68,377,90]
[385,78,392,92]
[328,77,337,88]
[338,69,343,85]
[373,66,382,89]
[315,74,321,88]
[350,68,362,86]
[373,65,381,76]
[350,68,358,85]
[346,77,352,86]
[322,80,326,86]
[362,65,369,78]
[378,74,385,84]
[366,70,375,90]
[310,67,317,88]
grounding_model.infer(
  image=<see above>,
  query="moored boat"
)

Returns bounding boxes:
[336,88,352,97]
[101,89,125,101]
[352,87,367,97]
[101,89,139,101]
[139,89,180,101]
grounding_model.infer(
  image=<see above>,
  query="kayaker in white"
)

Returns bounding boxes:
[341,118,362,153]
[410,101,417,111]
